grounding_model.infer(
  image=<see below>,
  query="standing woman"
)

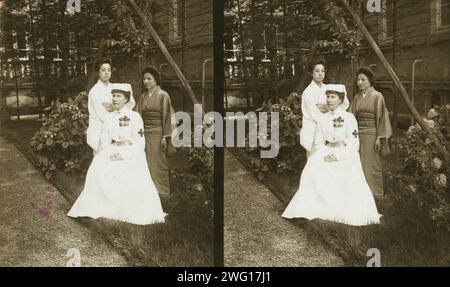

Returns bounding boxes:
[86,58,136,155]
[300,59,349,157]
[135,66,173,196]
[349,66,392,197]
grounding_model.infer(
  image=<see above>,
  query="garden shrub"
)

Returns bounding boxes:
[387,104,450,231]
[30,91,92,179]
[246,92,306,180]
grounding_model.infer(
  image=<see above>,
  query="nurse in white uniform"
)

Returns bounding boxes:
[68,83,166,225]
[283,84,381,226]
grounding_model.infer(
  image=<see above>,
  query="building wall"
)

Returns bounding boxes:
[143,0,214,113]
[358,0,450,117]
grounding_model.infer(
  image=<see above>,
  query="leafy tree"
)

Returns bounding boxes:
[224,0,364,104]
[0,0,170,100]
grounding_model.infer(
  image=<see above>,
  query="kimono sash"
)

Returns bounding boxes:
[142,110,164,134]
[356,112,377,129]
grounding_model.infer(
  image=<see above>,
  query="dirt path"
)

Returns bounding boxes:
[0,135,127,267]
[224,150,344,267]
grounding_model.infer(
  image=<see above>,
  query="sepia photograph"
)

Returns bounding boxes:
[223,0,450,267]
[0,0,213,267]
[2,0,450,271]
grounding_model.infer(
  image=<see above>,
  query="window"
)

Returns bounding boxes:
[11,29,28,60]
[169,0,184,43]
[440,0,450,27]
[379,0,394,43]
[432,0,450,32]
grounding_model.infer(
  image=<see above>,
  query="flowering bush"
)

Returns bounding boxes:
[247,92,305,180]
[30,92,92,179]
[387,104,450,230]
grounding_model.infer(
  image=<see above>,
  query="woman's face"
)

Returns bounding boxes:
[326,92,342,111]
[311,64,325,83]
[143,72,157,91]
[112,92,128,110]
[357,73,371,91]
[98,63,112,83]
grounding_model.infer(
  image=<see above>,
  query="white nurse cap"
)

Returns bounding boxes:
[111,83,133,95]
[325,84,347,95]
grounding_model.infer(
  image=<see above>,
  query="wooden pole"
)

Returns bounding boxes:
[340,0,449,161]
[127,0,200,106]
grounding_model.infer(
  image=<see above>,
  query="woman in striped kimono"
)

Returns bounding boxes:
[135,66,173,196]
[349,66,392,197]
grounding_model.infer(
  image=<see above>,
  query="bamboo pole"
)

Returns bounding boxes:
[340,0,449,161]
[128,0,212,158]
[127,0,200,107]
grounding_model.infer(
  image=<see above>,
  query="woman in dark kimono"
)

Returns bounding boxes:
[135,66,173,196]
[349,66,392,197]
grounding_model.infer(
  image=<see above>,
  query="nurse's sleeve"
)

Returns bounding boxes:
[131,112,146,151]
[88,87,110,123]
[335,114,360,161]
[344,114,360,153]
[301,90,324,123]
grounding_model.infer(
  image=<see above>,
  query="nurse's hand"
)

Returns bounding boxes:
[324,154,337,162]
[109,153,124,161]
[112,139,132,146]
[161,137,167,151]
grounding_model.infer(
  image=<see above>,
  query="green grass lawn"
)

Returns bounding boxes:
[1,119,213,267]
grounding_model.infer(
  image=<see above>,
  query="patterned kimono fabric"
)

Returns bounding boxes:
[136,86,173,196]
[349,87,392,196]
